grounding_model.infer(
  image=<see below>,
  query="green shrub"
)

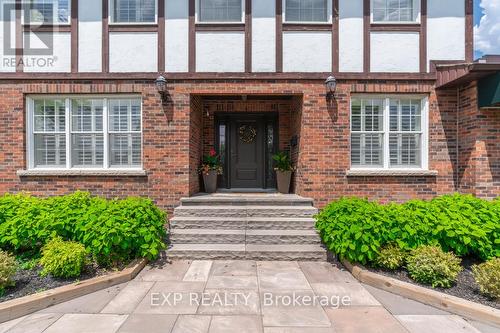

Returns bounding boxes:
[374,244,407,270]
[406,245,462,288]
[0,192,167,264]
[472,258,500,299]
[40,237,87,278]
[315,194,500,265]
[0,250,17,294]
[315,197,391,263]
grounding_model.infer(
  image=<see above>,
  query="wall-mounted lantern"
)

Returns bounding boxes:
[155,75,168,102]
[325,75,337,97]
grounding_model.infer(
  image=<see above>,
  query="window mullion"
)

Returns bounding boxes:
[65,98,71,169]
[103,98,110,169]
[383,98,390,169]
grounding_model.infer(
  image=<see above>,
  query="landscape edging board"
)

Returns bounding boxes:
[0,258,147,323]
[341,260,500,326]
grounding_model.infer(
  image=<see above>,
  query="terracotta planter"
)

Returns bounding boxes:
[203,170,218,193]
[276,170,292,194]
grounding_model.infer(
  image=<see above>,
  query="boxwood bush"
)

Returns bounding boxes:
[40,237,87,278]
[0,250,17,295]
[472,258,500,299]
[315,194,500,264]
[406,245,462,288]
[0,192,167,263]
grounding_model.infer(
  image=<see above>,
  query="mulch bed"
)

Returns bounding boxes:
[366,256,499,310]
[0,263,110,303]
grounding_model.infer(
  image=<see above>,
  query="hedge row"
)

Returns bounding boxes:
[315,194,500,264]
[0,192,167,263]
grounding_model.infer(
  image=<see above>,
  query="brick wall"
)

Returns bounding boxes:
[0,78,496,212]
[457,81,500,199]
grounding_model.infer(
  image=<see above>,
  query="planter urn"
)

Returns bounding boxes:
[203,170,218,193]
[276,170,292,194]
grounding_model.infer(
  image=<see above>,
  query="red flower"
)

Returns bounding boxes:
[209,148,217,157]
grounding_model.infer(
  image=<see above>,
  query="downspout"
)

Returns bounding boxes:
[456,86,460,193]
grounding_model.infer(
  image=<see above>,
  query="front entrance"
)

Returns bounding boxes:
[216,113,278,190]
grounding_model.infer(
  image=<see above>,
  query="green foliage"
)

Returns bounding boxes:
[374,244,407,270]
[272,151,294,172]
[315,194,500,264]
[0,192,167,264]
[406,245,462,288]
[0,250,17,294]
[40,237,87,278]
[472,258,500,299]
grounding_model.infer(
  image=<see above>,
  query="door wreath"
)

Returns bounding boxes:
[239,125,257,143]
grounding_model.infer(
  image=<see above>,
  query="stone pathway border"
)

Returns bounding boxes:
[0,259,148,323]
[342,260,500,326]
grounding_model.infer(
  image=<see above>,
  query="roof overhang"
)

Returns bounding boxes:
[435,62,500,89]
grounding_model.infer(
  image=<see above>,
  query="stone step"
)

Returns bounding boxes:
[173,205,318,218]
[169,229,246,244]
[166,244,326,261]
[245,230,321,245]
[169,229,321,245]
[180,195,314,207]
[169,217,317,230]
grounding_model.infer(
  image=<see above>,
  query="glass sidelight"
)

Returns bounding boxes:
[266,122,276,188]
[217,122,228,188]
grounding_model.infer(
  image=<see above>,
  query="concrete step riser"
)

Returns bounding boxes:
[170,234,320,245]
[170,221,246,230]
[174,209,318,218]
[169,221,316,230]
[181,201,313,207]
[169,234,245,244]
[166,251,326,261]
[245,235,321,245]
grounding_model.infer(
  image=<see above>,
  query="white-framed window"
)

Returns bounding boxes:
[24,0,70,24]
[198,0,243,23]
[350,96,428,170]
[284,0,330,23]
[27,96,143,170]
[372,0,419,23]
[110,0,157,24]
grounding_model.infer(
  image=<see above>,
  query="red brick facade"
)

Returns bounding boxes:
[0,78,497,212]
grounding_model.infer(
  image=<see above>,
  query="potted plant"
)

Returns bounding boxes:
[273,151,294,194]
[199,148,223,193]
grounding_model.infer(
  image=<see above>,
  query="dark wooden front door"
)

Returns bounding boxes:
[216,113,277,189]
[229,116,265,188]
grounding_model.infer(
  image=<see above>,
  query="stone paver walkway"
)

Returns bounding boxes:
[1,260,499,333]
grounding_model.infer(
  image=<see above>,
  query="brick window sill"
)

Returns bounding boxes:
[17,169,147,177]
[346,169,438,177]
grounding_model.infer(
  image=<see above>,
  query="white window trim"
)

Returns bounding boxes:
[349,94,429,172]
[109,0,159,25]
[282,0,332,24]
[370,0,421,25]
[22,0,72,26]
[196,0,246,24]
[25,95,144,173]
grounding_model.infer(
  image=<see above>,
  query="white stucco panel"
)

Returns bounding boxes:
[23,32,71,73]
[78,0,102,72]
[427,0,465,71]
[166,0,189,72]
[339,0,363,72]
[252,0,275,72]
[109,32,158,72]
[370,32,420,73]
[283,32,332,72]
[196,32,245,72]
